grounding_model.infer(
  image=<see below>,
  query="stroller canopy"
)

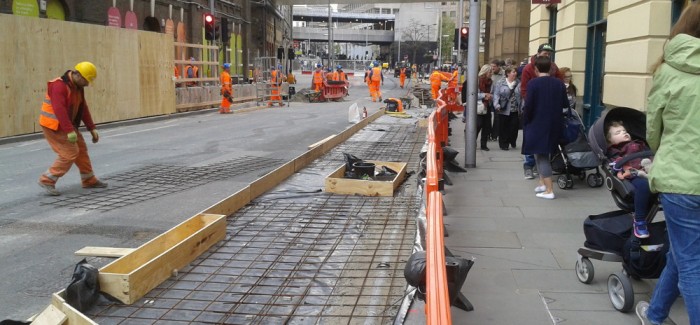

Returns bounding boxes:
[588,107,647,158]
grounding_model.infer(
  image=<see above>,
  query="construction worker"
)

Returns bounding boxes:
[37,61,107,196]
[411,63,418,83]
[336,65,348,83]
[185,57,199,87]
[219,63,233,114]
[399,65,407,88]
[311,64,324,92]
[429,66,452,99]
[325,67,334,81]
[446,66,460,103]
[368,61,384,102]
[268,65,285,107]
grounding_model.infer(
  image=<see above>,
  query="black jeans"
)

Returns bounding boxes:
[476,111,492,148]
[498,111,520,149]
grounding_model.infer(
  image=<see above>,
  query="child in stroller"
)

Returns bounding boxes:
[605,121,654,238]
[575,107,668,313]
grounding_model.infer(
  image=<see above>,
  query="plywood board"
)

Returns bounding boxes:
[325,161,407,197]
[50,291,98,325]
[74,247,136,258]
[98,213,226,304]
[0,14,174,138]
[31,304,67,325]
[250,160,295,199]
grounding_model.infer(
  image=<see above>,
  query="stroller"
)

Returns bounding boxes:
[552,108,604,189]
[574,107,668,313]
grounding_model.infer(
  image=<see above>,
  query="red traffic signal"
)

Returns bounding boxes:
[204,13,215,41]
[460,27,469,36]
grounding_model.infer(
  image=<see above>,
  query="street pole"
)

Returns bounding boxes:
[457,0,463,65]
[328,0,332,67]
[465,0,480,168]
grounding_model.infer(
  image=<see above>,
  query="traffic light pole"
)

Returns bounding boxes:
[465,0,480,168]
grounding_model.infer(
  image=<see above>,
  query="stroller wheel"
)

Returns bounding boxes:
[575,257,595,284]
[595,173,604,187]
[607,271,634,312]
[587,174,599,187]
[557,175,568,189]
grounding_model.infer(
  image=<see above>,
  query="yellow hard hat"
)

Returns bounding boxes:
[74,61,97,83]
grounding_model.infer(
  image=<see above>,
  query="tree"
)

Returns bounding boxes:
[440,18,455,64]
[400,19,431,65]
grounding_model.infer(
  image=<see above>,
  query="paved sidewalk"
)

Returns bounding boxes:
[433,117,689,324]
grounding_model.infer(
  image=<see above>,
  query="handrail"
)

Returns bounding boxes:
[426,191,452,325]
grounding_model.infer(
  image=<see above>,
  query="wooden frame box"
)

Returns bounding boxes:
[325,160,407,196]
[98,213,226,304]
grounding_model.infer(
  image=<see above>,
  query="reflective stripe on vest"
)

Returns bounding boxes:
[39,78,65,131]
[313,71,323,83]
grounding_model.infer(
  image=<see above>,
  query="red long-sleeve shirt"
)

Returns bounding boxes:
[48,71,96,133]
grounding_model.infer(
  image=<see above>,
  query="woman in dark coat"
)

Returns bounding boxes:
[521,56,570,199]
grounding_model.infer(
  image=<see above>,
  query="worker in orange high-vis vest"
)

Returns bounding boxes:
[429,65,452,99]
[185,57,199,87]
[219,63,233,114]
[364,65,372,98]
[268,65,285,107]
[446,66,460,103]
[336,65,349,96]
[37,62,107,196]
[399,65,407,88]
[311,64,325,92]
[368,61,384,102]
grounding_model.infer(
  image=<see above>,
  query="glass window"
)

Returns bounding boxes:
[582,0,609,128]
[548,6,557,60]
[450,11,456,18]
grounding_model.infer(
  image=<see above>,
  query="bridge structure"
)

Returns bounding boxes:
[292,8,396,45]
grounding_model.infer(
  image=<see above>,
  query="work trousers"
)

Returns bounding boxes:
[370,80,381,101]
[220,91,232,113]
[39,126,98,187]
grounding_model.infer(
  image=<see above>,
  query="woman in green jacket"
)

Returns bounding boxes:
[636,3,700,325]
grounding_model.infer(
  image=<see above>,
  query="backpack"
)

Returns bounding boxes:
[65,259,101,312]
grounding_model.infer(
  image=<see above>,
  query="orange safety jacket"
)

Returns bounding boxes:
[370,67,383,82]
[430,71,450,86]
[330,71,340,81]
[39,72,95,133]
[338,71,347,82]
[220,70,232,95]
[271,70,282,85]
[312,70,324,83]
[400,68,406,77]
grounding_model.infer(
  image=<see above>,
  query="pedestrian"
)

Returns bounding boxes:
[37,61,108,196]
[490,59,505,142]
[520,56,569,200]
[476,64,494,151]
[185,57,199,87]
[560,67,578,112]
[399,64,407,88]
[429,66,451,100]
[268,65,285,107]
[493,67,522,150]
[605,121,653,238]
[368,61,383,102]
[520,44,564,179]
[219,63,233,114]
[311,64,324,92]
[636,2,700,324]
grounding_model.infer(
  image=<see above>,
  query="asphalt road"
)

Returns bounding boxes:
[0,73,411,320]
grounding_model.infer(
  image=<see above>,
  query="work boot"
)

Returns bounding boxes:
[38,182,60,196]
[83,180,108,189]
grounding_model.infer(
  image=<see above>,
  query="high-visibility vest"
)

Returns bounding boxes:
[271,70,280,85]
[331,71,339,81]
[220,71,232,93]
[338,71,346,81]
[39,77,73,131]
[371,67,382,81]
[313,70,324,83]
[400,68,406,77]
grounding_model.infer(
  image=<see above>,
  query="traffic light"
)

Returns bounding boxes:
[221,18,229,45]
[460,27,469,50]
[204,13,215,41]
[288,47,295,60]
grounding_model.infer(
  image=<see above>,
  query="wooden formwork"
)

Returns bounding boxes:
[0,14,175,138]
[44,109,385,323]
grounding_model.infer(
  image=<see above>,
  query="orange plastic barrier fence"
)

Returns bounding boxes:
[426,191,452,325]
[423,90,453,324]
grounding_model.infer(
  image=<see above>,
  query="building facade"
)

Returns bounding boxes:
[528,0,696,126]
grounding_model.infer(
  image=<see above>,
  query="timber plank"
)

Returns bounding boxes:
[74,247,136,258]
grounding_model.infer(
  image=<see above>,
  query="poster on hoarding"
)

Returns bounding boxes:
[107,7,121,27]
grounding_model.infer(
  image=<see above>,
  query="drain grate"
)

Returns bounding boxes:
[87,196,418,324]
[41,156,285,211]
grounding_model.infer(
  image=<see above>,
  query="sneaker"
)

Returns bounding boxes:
[532,165,539,176]
[534,185,546,193]
[83,180,108,189]
[38,182,60,196]
[634,221,650,239]
[536,192,555,200]
[524,169,534,179]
